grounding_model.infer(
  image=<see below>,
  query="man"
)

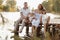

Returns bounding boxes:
[14,2,30,36]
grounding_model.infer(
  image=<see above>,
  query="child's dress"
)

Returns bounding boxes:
[32,13,42,27]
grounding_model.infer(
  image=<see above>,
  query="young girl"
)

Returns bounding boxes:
[42,9,50,37]
[31,9,42,36]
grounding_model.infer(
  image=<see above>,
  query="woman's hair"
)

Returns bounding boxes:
[38,4,44,10]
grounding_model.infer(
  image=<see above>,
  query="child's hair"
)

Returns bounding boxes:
[29,13,35,16]
[25,17,29,20]
[42,9,46,14]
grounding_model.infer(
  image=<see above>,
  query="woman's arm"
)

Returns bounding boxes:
[40,16,42,24]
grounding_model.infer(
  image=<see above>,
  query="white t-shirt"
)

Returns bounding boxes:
[42,14,49,24]
[20,8,30,17]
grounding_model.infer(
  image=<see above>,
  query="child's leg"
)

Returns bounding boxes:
[35,27,37,36]
[44,23,47,37]
[32,26,35,36]
[35,27,37,32]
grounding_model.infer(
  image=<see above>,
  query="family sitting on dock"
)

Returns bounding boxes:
[13,2,50,37]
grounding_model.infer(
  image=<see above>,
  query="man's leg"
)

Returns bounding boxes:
[26,25,29,36]
[19,19,25,33]
[14,18,22,31]
[20,19,30,37]
[25,21,30,37]
[14,18,23,35]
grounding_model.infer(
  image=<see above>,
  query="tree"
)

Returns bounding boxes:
[0,0,3,5]
[0,0,4,12]
[6,0,16,7]
[42,1,51,12]
[6,0,16,12]
[42,0,60,13]
[52,0,60,13]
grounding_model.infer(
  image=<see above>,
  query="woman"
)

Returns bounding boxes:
[31,4,43,37]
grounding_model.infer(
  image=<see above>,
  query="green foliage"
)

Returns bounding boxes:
[0,0,16,12]
[6,0,16,7]
[42,1,51,12]
[53,0,60,13]
[42,0,60,13]
[0,0,3,5]
[3,5,9,12]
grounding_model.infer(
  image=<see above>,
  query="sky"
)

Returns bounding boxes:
[16,0,45,9]
[3,0,46,9]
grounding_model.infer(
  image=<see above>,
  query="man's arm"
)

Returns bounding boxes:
[20,12,23,17]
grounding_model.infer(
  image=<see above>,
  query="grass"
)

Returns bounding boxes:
[10,31,60,40]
